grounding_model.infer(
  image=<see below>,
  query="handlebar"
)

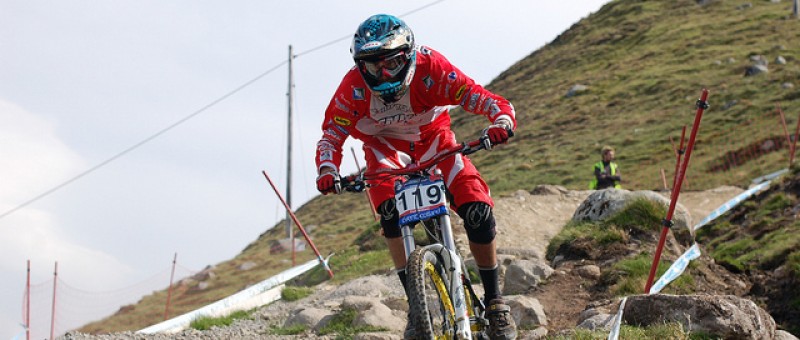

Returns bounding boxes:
[340,133,509,193]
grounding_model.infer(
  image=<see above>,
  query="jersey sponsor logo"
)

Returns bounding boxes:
[490,103,502,117]
[336,93,352,106]
[482,98,495,113]
[454,85,467,101]
[447,71,457,83]
[324,128,344,141]
[376,112,416,125]
[369,99,415,126]
[334,125,349,135]
[353,87,365,101]
[334,116,352,126]
[423,75,434,90]
[317,141,336,151]
[320,150,334,161]
[468,93,481,111]
[334,98,350,113]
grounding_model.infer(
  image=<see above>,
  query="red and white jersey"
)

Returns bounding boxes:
[315,45,516,173]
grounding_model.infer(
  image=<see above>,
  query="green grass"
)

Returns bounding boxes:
[546,221,628,260]
[606,199,667,232]
[709,238,754,272]
[281,285,314,302]
[270,324,307,335]
[606,253,695,296]
[316,307,388,337]
[294,247,392,286]
[189,309,251,331]
[699,193,800,273]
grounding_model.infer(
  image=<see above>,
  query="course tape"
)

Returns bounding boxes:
[607,297,627,340]
[751,168,788,185]
[648,243,701,294]
[692,180,771,232]
[138,257,323,334]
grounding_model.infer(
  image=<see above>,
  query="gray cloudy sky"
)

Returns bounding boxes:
[0,0,608,337]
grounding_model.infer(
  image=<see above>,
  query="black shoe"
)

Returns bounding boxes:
[485,298,517,340]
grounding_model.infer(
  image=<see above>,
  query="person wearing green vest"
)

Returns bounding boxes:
[590,145,621,189]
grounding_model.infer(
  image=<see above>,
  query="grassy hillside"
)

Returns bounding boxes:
[79,0,800,333]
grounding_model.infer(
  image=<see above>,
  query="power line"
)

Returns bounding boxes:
[0,63,285,220]
[0,0,446,221]
[294,0,445,58]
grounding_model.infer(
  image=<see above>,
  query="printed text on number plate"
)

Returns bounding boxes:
[395,178,447,225]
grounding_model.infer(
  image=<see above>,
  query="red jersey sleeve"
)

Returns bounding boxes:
[315,69,363,174]
[418,46,517,129]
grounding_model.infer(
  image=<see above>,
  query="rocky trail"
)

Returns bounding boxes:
[65,185,796,340]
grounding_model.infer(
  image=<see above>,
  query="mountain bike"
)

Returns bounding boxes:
[341,136,501,339]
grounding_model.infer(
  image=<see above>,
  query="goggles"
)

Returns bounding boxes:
[359,51,409,79]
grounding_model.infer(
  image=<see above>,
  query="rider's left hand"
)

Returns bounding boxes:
[483,122,513,147]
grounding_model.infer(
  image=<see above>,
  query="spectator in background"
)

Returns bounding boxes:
[590,145,621,189]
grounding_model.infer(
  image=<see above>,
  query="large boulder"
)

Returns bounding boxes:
[623,294,776,339]
[572,189,692,230]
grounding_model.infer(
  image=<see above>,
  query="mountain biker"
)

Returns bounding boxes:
[314,14,517,339]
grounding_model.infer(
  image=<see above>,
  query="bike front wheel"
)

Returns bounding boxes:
[407,246,458,339]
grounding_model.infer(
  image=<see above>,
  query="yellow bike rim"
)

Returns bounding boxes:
[425,261,456,340]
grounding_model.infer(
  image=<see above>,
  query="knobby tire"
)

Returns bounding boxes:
[407,247,457,340]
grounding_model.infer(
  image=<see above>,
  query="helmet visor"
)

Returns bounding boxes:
[358,51,409,80]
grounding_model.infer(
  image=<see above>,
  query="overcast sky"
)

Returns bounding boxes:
[0,0,609,338]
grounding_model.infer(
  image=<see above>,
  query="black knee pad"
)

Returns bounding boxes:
[378,199,401,238]
[456,201,496,244]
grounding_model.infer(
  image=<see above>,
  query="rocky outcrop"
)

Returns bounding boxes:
[623,294,777,340]
[572,189,692,230]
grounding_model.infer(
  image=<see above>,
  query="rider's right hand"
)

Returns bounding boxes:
[316,169,341,195]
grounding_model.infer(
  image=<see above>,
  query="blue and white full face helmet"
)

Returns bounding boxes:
[351,14,416,103]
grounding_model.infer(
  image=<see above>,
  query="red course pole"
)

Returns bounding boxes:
[645,89,709,293]
[262,170,334,278]
[164,253,177,320]
[671,127,687,190]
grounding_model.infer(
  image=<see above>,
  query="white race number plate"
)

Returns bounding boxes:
[395,178,447,226]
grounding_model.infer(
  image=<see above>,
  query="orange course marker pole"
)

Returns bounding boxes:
[645,89,709,293]
[262,170,334,279]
